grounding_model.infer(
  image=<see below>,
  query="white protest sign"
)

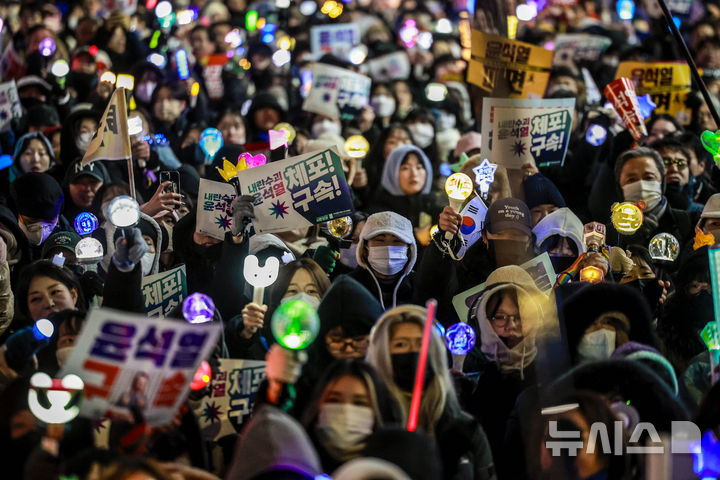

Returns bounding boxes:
[303,63,371,120]
[196,179,238,241]
[141,265,187,318]
[552,34,612,66]
[60,307,222,426]
[452,252,556,321]
[0,80,21,131]
[195,358,266,441]
[310,23,360,60]
[361,51,412,82]
[480,97,576,169]
[237,148,354,234]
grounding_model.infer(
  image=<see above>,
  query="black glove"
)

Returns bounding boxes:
[5,326,51,372]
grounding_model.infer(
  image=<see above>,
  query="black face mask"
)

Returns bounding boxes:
[488,239,530,267]
[625,278,663,310]
[391,352,434,392]
[190,240,222,262]
[549,255,576,273]
[681,290,715,332]
[665,183,689,210]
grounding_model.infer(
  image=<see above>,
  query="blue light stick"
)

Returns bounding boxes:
[183,293,215,324]
[176,49,190,80]
[74,212,99,236]
[445,322,476,355]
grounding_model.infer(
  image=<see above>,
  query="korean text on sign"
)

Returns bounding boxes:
[60,308,222,426]
[141,266,187,318]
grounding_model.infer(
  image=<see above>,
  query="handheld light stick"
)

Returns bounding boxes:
[190,81,200,109]
[182,293,215,324]
[579,265,603,283]
[707,245,720,355]
[701,130,720,166]
[175,49,190,80]
[52,252,65,267]
[105,195,141,270]
[28,372,84,425]
[648,232,679,281]
[610,202,644,235]
[243,255,280,305]
[270,300,320,350]
[5,321,54,371]
[344,135,370,167]
[273,122,296,159]
[116,74,134,90]
[190,360,212,391]
[701,322,720,385]
[445,322,476,371]
[199,128,224,165]
[444,173,474,240]
[74,212,99,237]
[407,299,437,432]
[472,159,497,202]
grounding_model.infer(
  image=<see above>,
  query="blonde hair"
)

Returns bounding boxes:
[365,305,459,435]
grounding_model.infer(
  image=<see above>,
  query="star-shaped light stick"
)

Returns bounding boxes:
[472,158,497,201]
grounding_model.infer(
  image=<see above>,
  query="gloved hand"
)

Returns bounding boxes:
[230,195,255,236]
[112,228,150,273]
[312,245,339,274]
[265,344,307,385]
[80,270,105,299]
[5,326,50,372]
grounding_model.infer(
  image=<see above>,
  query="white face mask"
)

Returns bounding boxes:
[141,252,155,276]
[56,346,73,368]
[19,219,55,246]
[436,112,456,132]
[367,245,408,276]
[316,403,374,451]
[622,180,662,210]
[281,292,321,309]
[577,329,616,361]
[371,95,396,118]
[339,243,358,269]
[407,123,435,148]
[136,81,157,103]
[311,119,342,138]
[75,132,94,153]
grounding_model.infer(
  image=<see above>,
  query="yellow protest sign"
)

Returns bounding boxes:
[614,61,692,124]
[81,87,132,167]
[467,30,553,98]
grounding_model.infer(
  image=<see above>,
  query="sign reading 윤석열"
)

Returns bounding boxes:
[614,61,692,124]
[237,148,354,234]
[467,30,553,98]
[59,307,222,426]
[141,265,187,318]
[481,97,575,169]
[196,179,238,241]
[195,358,266,441]
[310,23,360,60]
[302,63,371,120]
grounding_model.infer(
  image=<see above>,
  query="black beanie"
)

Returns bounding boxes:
[10,172,64,221]
[522,173,566,210]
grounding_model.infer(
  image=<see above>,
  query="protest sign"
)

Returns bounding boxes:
[310,23,360,60]
[467,30,553,99]
[552,34,611,66]
[195,359,266,441]
[0,42,24,81]
[60,307,222,426]
[303,63,371,120]
[102,0,138,15]
[480,97,575,169]
[142,265,187,318]
[0,80,22,131]
[202,54,228,100]
[196,179,238,240]
[81,87,132,167]
[614,61,692,124]
[452,252,556,321]
[237,148,354,233]
[361,51,411,82]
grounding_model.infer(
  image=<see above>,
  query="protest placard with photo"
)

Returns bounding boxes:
[361,51,411,82]
[303,63,371,120]
[60,308,222,426]
[481,97,575,169]
[0,80,21,131]
[196,179,238,241]
[142,266,187,318]
[237,148,354,234]
[310,23,360,60]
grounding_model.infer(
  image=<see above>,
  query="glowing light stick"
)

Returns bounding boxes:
[74,212,98,236]
[246,10,258,31]
[116,74,134,90]
[5,324,53,371]
[407,299,437,432]
[28,373,84,424]
[637,94,657,120]
[199,128,223,165]
[444,173,474,239]
[507,15,518,40]
[345,135,370,164]
[39,37,56,57]
[100,71,116,84]
[241,152,267,169]
[445,322,476,371]
[271,299,320,349]
[299,0,317,15]
[106,196,140,228]
[75,237,104,265]
[175,49,190,80]
[244,255,280,305]
[701,322,720,385]
[190,361,212,390]
[327,216,352,238]
[616,0,635,20]
[190,81,200,108]
[274,122,296,143]
[610,202,644,235]
[128,116,143,137]
[269,129,290,150]
[155,0,172,17]
[701,130,720,166]
[472,159,497,201]
[50,59,69,77]
[707,245,720,375]
[516,1,538,21]
[52,252,65,267]
[425,83,447,102]
[0,154,11,170]
[585,124,607,147]
[648,233,679,262]
[33,319,54,340]
[183,293,215,324]
[348,45,368,65]
[579,265,603,283]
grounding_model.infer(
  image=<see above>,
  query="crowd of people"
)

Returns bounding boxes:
[1,0,720,479]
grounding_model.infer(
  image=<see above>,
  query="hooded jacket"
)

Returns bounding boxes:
[349,211,417,309]
[58,107,102,172]
[532,207,585,255]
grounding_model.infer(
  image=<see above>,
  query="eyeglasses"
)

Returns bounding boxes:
[326,335,369,351]
[490,314,521,328]
[662,157,687,168]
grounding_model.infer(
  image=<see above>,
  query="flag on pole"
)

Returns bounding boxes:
[80,87,132,167]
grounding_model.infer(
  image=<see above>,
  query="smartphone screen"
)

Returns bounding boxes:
[159,171,181,198]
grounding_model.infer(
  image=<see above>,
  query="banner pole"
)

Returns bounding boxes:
[127,158,136,200]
